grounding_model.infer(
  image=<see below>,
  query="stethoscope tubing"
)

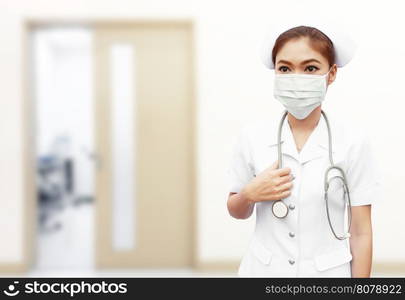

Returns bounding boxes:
[274,110,352,240]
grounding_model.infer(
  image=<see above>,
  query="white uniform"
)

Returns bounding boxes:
[228,112,381,277]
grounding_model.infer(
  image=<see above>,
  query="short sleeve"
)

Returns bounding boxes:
[346,132,382,206]
[227,126,255,194]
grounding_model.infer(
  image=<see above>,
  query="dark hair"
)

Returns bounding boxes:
[272,26,335,67]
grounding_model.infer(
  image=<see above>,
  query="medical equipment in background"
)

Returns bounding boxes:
[271,110,352,240]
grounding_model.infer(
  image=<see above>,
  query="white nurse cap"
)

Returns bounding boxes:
[260,21,357,69]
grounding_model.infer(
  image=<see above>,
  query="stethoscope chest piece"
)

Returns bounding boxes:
[272,200,288,218]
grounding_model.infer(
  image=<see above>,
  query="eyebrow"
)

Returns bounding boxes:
[276,58,322,66]
[276,60,293,66]
[300,59,322,65]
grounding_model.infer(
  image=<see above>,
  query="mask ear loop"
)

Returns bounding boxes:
[324,67,333,90]
[325,66,334,76]
[322,110,352,240]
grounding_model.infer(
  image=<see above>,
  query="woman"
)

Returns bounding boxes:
[227,25,380,277]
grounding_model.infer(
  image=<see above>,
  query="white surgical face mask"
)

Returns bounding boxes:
[273,69,331,119]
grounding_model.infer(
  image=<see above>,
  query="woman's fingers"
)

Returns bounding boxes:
[275,167,291,177]
[274,190,291,200]
[278,173,294,185]
[276,181,293,193]
[254,162,295,203]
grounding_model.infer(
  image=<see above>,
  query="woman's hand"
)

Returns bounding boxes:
[240,161,293,204]
[227,161,293,219]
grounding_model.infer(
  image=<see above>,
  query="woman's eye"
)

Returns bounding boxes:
[305,65,319,72]
[278,66,290,73]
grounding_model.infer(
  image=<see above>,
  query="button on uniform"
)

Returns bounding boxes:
[288,259,295,265]
[289,203,295,210]
[289,231,295,238]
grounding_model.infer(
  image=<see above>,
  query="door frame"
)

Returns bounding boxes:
[12,18,197,274]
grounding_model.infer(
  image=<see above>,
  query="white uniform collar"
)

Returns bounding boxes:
[267,112,335,164]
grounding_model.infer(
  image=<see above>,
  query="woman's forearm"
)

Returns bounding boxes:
[227,191,255,219]
[349,233,372,277]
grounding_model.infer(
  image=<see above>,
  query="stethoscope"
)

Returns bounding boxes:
[271,110,352,240]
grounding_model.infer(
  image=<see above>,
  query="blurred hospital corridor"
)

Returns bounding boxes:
[24,23,196,275]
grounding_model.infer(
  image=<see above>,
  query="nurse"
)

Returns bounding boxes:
[227,25,381,277]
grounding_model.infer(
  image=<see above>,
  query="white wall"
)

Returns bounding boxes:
[0,0,404,266]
